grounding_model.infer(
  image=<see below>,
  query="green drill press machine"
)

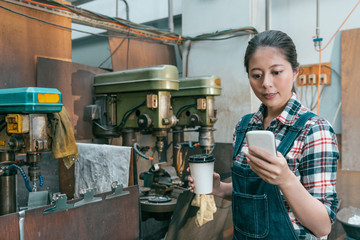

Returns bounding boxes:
[171,75,222,176]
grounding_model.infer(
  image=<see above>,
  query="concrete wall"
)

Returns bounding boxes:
[182,0,264,144]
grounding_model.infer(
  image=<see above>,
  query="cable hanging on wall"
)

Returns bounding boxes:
[0,0,258,46]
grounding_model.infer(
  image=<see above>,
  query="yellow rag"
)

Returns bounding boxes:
[49,107,78,169]
[191,194,217,227]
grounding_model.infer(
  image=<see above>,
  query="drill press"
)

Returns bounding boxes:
[171,75,222,175]
[0,87,63,215]
[88,65,182,220]
[91,65,179,160]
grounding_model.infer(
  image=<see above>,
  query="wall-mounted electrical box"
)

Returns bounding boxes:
[296,62,331,86]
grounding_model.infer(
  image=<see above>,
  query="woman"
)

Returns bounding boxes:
[188,30,339,240]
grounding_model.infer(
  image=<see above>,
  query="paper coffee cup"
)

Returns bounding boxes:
[189,154,215,194]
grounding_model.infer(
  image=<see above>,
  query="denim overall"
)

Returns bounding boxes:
[232,112,315,240]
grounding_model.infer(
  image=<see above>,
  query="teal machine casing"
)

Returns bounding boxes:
[0,87,63,113]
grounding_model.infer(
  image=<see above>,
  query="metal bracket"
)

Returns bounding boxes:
[74,188,102,207]
[43,194,74,214]
[28,191,49,210]
[105,182,129,200]
[19,210,25,240]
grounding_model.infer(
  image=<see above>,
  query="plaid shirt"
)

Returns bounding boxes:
[233,94,339,240]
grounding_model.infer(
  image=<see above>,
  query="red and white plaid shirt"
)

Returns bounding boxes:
[233,94,339,240]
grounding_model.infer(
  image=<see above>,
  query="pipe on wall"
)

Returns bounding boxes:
[265,0,271,30]
[316,0,320,39]
[168,0,174,32]
[116,0,129,20]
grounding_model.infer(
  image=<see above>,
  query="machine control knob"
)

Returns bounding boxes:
[162,118,170,125]
[210,117,217,123]
[189,114,202,126]
[137,114,152,129]
[8,136,23,150]
[165,115,178,128]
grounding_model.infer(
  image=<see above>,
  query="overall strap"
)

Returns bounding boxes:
[277,112,316,156]
[232,113,254,159]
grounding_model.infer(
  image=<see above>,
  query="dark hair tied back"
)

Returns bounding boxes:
[244,30,299,74]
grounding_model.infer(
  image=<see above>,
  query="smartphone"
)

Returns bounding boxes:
[245,130,277,156]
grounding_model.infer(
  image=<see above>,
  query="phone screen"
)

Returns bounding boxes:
[245,130,276,156]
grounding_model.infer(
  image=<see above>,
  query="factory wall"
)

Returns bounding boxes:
[182,0,265,144]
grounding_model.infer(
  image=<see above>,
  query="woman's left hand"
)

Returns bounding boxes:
[243,146,293,187]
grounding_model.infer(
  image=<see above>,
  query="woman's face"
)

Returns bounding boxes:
[248,46,298,117]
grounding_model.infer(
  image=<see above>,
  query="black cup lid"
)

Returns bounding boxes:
[188,154,215,163]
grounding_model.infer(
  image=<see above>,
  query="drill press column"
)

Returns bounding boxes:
[0,152,16,215]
